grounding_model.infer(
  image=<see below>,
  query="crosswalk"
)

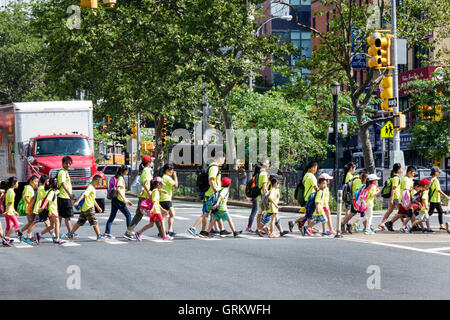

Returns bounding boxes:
[5,231,332,249]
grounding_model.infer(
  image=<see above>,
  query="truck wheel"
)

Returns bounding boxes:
[96,198,105,213]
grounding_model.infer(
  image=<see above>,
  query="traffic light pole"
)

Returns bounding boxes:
[137,112,141,165]
[390,0,405,169]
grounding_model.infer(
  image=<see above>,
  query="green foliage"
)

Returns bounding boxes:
[406,68,450,160]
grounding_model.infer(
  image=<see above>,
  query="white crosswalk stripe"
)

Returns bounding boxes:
[174,216,190,221]
[88,236,127,244]
[139,234,173,243]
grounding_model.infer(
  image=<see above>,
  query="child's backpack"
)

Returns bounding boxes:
[411,191,423,211]
[294,181,306,206]
[197,164,218,196]
[140,198,154,217]
[401,189,412,210]
[353,185,370,213]
[342,178,355,205]
[245,173,261,198]
[260,190,271,212]
[0,192,5,215]
[74,194,85,211]
[305,190,319,217]
[381,175,398,199]
[107,176,118,200]
[38,191,54,222]
[17,198,27,216]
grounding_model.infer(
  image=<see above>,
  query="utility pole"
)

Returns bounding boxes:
[137,112,141,165]
[390,0,405,169]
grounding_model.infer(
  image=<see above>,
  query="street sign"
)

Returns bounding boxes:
[388,98,397,108]
[351,27,367,69]
[380,121,394,139]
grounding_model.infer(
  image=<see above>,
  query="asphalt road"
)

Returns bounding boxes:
[1,198,450,300]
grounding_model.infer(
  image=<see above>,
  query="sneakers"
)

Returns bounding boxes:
[399,227,407,233]
[341,224,347,234]
[303,227,312,236]
[167,231,176,237]
[65,232,74,240]
[2,238,13,247]
[135,232,142,241]
[377,224,386,231]
[22,237,35,245]
[280,230,289,237]
[255,229,264,237]
[288,221,294,232]
[346,224,353,234]
[96,234,104,241]
[103,233,114,239]
[210,229,221,235]
[322,231,331,236]
[233,230,243,238]
[198,231,209,238]
[446,222,450,234]
[35,232,41,245]
[53,238,65,245]
[220,230,231,237]
[426,229,435,233]
[352,223,359,233]
[364,229,375,235]
[187,227,197,237]
[385,221,394,231]
[301,226,306,236]
[163,236,173,240]
[123,233,136,241]
[328,230,336,235]
[17,230,23,241]
[244,228,255,233]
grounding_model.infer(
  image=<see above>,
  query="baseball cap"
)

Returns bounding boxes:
[153,176,165,185]
[142,155,154,163]
[420,178,432,186]
[431,166,441,174]
[367,174,380,181]
[221,177,231,187]
[319,173,333,180]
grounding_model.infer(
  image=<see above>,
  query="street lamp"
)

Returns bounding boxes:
[249,14,293,91]
[331,81,340,201]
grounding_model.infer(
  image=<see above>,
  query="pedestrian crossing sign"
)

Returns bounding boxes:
[380,121,394,138]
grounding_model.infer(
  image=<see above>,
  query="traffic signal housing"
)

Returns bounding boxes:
[161,119,167,146]
[131,120,137,139]
[393,112,406,130]
[380,74,393,112]
[103,0,117,8]
[81,0,98,9]
[106,114,112,125]
[367,31,392,69]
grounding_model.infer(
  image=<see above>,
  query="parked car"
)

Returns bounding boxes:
[97,164,131,188]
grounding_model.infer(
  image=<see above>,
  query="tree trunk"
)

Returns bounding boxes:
[153,112,165,175]
[356,105,376,174]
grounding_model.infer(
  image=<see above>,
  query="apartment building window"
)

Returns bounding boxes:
[326,12,330,32]
[312,16,316,29]
[413,46,429,69]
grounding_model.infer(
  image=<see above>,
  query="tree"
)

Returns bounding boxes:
[274,0,450,173]
[405,67,450,160]
[0,1,54,104]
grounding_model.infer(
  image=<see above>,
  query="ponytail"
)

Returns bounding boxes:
[391,163,401,177]
[342,162,356,185]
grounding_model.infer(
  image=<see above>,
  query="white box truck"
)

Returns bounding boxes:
[0,101,107,211]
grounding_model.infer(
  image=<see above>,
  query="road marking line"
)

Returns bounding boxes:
[238,234,270,240]
[139,235,173,243]
[15,243,34,248]
[229,214,248,219]
[61,242,81,247]
[341,238,450,257]
[174,216,190,221]
[427,247,450,252]
[88,236,127,244]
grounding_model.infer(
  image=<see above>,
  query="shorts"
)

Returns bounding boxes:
[406,209,418,218]
[323,207,329,214]
[26,214,33,224]
[312,214,327,224]
[398,204,408,215]
[160,201,173,211]
[345,204,351,210]
[76,207,97,226]
[30,213,42,223]
[212,210,230,222]
[393,199,399,205]
[417,211,429,222]
[57,198,74,218]
[150,213,163,223]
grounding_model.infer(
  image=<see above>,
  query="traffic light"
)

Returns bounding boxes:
[433,105,443,122]
[161,119,167,146]
[380,74,393,112]
[367,31,392,69]
[102,124,107,135]
[81,0,98,9]
[106,114,112,125]
[131,120,137,139]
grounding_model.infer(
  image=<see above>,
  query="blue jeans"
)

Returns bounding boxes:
[247,197,258,228]
[105,198,132,235]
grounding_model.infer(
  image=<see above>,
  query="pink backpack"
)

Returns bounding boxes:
[353,184,374,213]
[0,193,5,215]
[401,190,412,210]
[140,198,154,217]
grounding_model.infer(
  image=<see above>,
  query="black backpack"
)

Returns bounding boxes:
[342,177,355,205]
[381,175,398,199]
[197,164,218,195]
[245,173,260,198]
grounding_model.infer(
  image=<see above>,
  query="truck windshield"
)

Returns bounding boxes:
[35,137,91,157]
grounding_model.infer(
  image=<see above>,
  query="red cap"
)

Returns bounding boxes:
[221,177,231,187]
[420,178,432,186]
[142,155,153,163]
